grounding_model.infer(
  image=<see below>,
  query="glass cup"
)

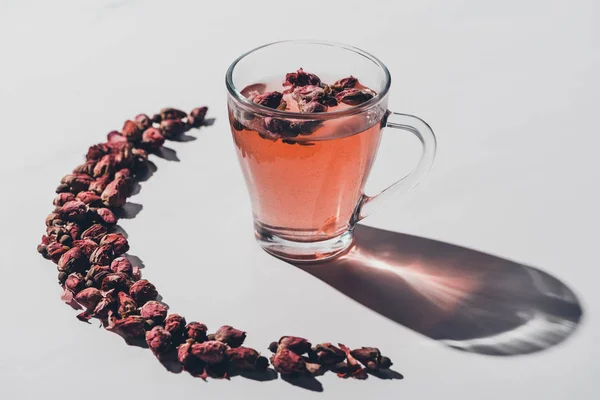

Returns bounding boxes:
[226,40,436,262]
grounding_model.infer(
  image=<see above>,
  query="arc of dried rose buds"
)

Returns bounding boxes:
[37,105,394,382]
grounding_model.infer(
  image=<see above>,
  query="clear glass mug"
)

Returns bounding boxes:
[226,40,436,262]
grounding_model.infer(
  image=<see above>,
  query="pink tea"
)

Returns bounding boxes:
[230,69,384,241]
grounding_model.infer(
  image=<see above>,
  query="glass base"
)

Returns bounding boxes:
[255,227,354,263]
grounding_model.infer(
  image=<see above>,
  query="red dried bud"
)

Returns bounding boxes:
[188,106,208,128]
[332,76,358,90]
[110,256,132,275]
[164,314,187,341]
[95,208,117,224]
[93,154,115,178]
[58,247,89,273]
[81,224,108,242]
[121,120,142,142]
[72,239,98,258]
[146,326,172,356]
[337,343,367,379]
[61,174,94,192]
[278,336,312,355]
[89,244,114,265]
[160,119,187,138]
[140,300,168,323]
[305,361,325,376]
[134,114,152,131]
[160,107,187,120]
[99,233,129,255]
[93,290,116,319]
[65,273,84,293]
[252,91,283,109]
[89,175,111,195]
[73,160,97,176]
[58,200,88,222]
[190,341,228,364]
[107,314,146,340]
[109,142,134,168]
[349,347,381,365]
[141,128,165,150]
[85,265,111,285]
[101,272,131,293]
[185,322,208,342]
[65,222,81,241]
[301,101,328,113]
[47,242,70,263]
[178,340,206,371]
[214,325,246,348]
[284,68,321,87]
[226,347,265,371]
[335,88,374,105]
[53,193,75,207]
[101,179,128,208]
[129,279,157,305]
[132,148,148,169]
[117,291,137,317]
[312,343,346,365]
[45,212,62,227]
[263,117,290,135]
[107,130,127,143]
[86,143,110,161]
[270,348,306,374]
[74,287,103,309]
[76,191,102,206]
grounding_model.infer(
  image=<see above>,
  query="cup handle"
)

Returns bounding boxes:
[355,111,437,221]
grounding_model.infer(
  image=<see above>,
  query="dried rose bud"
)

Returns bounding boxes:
[53,193,75,206]
[107,130,127,143]
[305,361,325,376]
[86,143,110,161]
[284,68,321,87]
[140,300,168,323]
[337,343,367,379]
[89,175,111,194]
[151,113,162,124]
[164,314,186,341]
[117,291,137,317]
[349,347,381,366]
[86,265,111,284]
[278,336,312,355]
[76,191,102,206]
[160,107,187,121]
[47,242,70,263]
[379,356,393,369]
[214,325,246,348]
[160,119,187,138]
[89,244,114,265]
[110,256,132,275]
[93,290,116,319]
[134,114,152,131]
[110,142,134,168]
[93,154,115,178]
[185,322,208,342]
[121,120,142,142]
[129,279,157,305]
[74,287,103,309]
[46,226,70,244]
[81,224,108,242]
[146,326,172,356]
[58,200,88,222]
[312,343,346,365]
[101,179,128,208]
[332,76,358,90]
[268,341,279,353]
[301,101,328,113]
[335,88,374,105]
[101,272,131,293]
[263,117,290,135]
[99,233,129,255]
[132,148,148,169]
[131,266,142,281]
[178,340,205,371]
[61,174,94,192]
[65,273,84,293]
[37,243,48,258]
[226,347,267,371]
[45,212,62,227]
[55,183,71,193]
[72,239,98,257]
[188,106,208,127]
[270,348,307,374]
[141,127,165,150]
[190,341,228,364]
[107,314,146,341]
[73,160,97,176]
[95,208,117,224]
[252,91,283,109]
[58,247,89,273]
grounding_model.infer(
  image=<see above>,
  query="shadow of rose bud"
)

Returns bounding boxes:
[73,160,97,176]
[65,273,84,293]
[72,239,98,257]
[214,325,246,348]
[129,279,157,305]
[74,287,103,309]
[146,326,172,356]
[58,200,88,222]
[93,289,116,319]
[93,154,115,178]
[89,244,114,266]
[141,128,165,151]
[107,313,146,341]
[101,179,128,208]
[100,233,129,255]
[190,340,228,364]
[101,272,131,293]
[47,242,70,263]
[140,300,168,323]
[61,174,94,193]
[164,314,186,342]
[81,224,108,242]
[312,343,346,365]
[185,322,208,342]
[58,247,89,274]
[53,193,75,207]
[160,107,187,121]
[188,106,208,128]
[270,348,307,374]
[95,208,117,224]
[226,347,265,371]
[121,120,142,142]
[89,175,111,195]
[278,336,312,355]
[76,191,103,206]
[135,114,152,132]
[117,291,137,317]
[160,119,187,138]
[110,256,132,274]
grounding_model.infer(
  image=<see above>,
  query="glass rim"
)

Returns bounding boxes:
[225,40,391,120]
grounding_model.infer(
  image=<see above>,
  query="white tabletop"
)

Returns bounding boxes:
[1,0,598,399]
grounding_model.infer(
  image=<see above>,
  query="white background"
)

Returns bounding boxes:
[0,0,598,399]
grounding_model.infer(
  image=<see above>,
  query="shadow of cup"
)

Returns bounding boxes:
[290,224,583,356]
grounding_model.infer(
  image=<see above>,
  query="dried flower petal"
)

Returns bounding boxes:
[332,76,358,90]
[99,233,129,255]
[226,347,266,371]
[178,340,206,371]
[140,300,168,323]
[185,322,208,342]
[101,179,128,208]
[338,343,368,379]
[61,174,94,193]
[89,175,111,195]
[65,273,84,293]
[134,114,152,131]
[305,361,325,376]
[73,160,96,176]
[93,289,116,319]
[146,326,172,356]
[214,325,246,348]
[335,88,374,105]
[107,130,127,143]
[129,279,157,305]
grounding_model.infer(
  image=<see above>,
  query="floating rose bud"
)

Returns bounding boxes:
[160,107,187,121]
[252,91,283,109]
[284,68,321,87]
[278,336,312,355]
[140,300,168,323]
[74,287,103,309]
[301,101,328,113]
[129,279,157,305]
[312,343,346,365]
[214,325,246,348]
[53,193,75,207]
[190,341,228,364]
[99,233,129,255]
[95,208,117,224]
[146,326,172,356]
[89,244,114,265]
[58,200,88,222]
[134,114,152,132]
[81,224,108,242]
[121,120,142,142]
[117,291,137,317]
[101,273,131,293]
[332,76,358,90]
[188,106,208,127]
[58,247,89,273]
[335,88,374,105]
[270,348,306,374]
[141,128,165,150]
[164,314,186,342]
[185,322,208,342]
